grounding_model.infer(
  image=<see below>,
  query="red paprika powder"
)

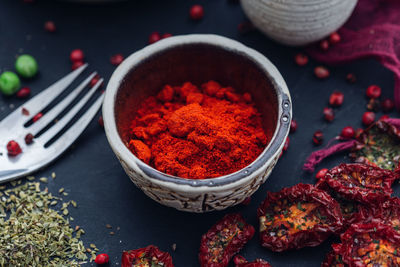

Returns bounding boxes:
[127,80,269,179]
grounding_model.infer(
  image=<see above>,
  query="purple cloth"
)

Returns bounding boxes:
[307,0,400,109]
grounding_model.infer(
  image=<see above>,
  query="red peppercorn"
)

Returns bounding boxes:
[329,32,341,44]
[366,85,381,99]
[148,31,161,44]
[366,98,380,112]
[381,98,394,113]
[25,133,34,145]
[323,107,335,122]
[315,168,328,179]
[161,33,172,39]
[290,119,298,133]
[7,140,22,156]
[319,40,330,51]
[90,74,102,88]
[44,21,56,33]
[16,87,31,99]
[22,107,30,116]
[312,130,324,146]
[283,137,290,151]
[98,116,104,127]
[346,73,357,83]
[294,53,308,66]
[32,112,43,122]
[70,49,84,63]
[94,253,109,265]
[71,61,84,70]
[110,54,124,66]
[329,91,344,107]
[189,4,204,20]
[314,66,330,79]
[340,126,355,139]
[362,111,375,126]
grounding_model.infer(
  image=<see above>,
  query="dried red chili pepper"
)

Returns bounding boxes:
[333,223,400,266]
[121,245,174,267]
[257,183,343,252]
[199,213,255,267]
[316,163,398,204]
[350,120,400,170]
[233,255,272,267]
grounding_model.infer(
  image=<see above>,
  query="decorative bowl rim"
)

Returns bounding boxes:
[102,34,291,189]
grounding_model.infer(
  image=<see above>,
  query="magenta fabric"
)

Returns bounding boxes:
[307,0,400,109]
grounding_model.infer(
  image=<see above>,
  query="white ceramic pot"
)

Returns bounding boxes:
[241,0,358,46]
[103,34,292,212]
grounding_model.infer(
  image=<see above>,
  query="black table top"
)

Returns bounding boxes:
[0,1,398,266]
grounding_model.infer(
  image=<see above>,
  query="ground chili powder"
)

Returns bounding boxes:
[127,81,269,179]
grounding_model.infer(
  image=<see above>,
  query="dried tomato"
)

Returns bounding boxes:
[199,213,255,267]
[322,248,346,267]
[233,255,272,267]
[316,181,364,229]
[121,245,174,267]
[333,223,400,266]
[257,183,343,252]
[358,197,400,233]
[350,120,400,170]
[316,163,398,204]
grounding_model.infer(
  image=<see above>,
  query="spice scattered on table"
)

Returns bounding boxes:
[312,130,324,146]
[0,179,96,265]
[94,253,109,265]
[323,107,334,122]
[189,4,204,20]
[366,84,381,99]
[6,140,22,156]
[319,40,330,51]
[290,119,298,133]
[329,91,344,107]
[294,53,308,66]
[0,71,20,95]
[314,66,330,79]
[329,32,341,45]
[346,73,357,83]
[110,53,124,66]
[44,20,56,33]
[15,54,38,78]
[148,31,161,44]
[125,81,270,179]
[25,133,34,144]
[382,98,394,112]
[362,111,375,126]
[70,49,85,63]
[340,126,355,139]
[16,86,31,98]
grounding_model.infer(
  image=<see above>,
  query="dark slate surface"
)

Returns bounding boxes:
[0,0,398,266]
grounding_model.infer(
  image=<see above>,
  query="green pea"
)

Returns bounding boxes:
[0,71,21,95]
[15,54,38,78]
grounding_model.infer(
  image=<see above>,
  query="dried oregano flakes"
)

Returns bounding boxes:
[0,179,96,266]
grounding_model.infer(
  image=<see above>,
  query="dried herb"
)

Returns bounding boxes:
[0,180,95,265]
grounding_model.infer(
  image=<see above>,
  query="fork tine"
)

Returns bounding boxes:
[37,78,104,144]
[48,93,104,155]
[22,63,88,121]
[28,72,97,136]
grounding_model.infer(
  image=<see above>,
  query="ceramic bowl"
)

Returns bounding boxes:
[103,34,291,212]
[241,0,358,46]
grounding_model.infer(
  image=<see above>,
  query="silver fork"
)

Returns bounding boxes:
[0,64,104,183]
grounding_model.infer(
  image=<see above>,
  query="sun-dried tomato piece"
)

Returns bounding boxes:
[322,248,346,267]
[233,255,272,267]
[199,213,255,267]
[316,181,364,229]
[333,223,400,266]
[316,163,398,204]
[257,183,343,252]
[357,197,400,233]
[121,245,174,267]
[350,120,400,170]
